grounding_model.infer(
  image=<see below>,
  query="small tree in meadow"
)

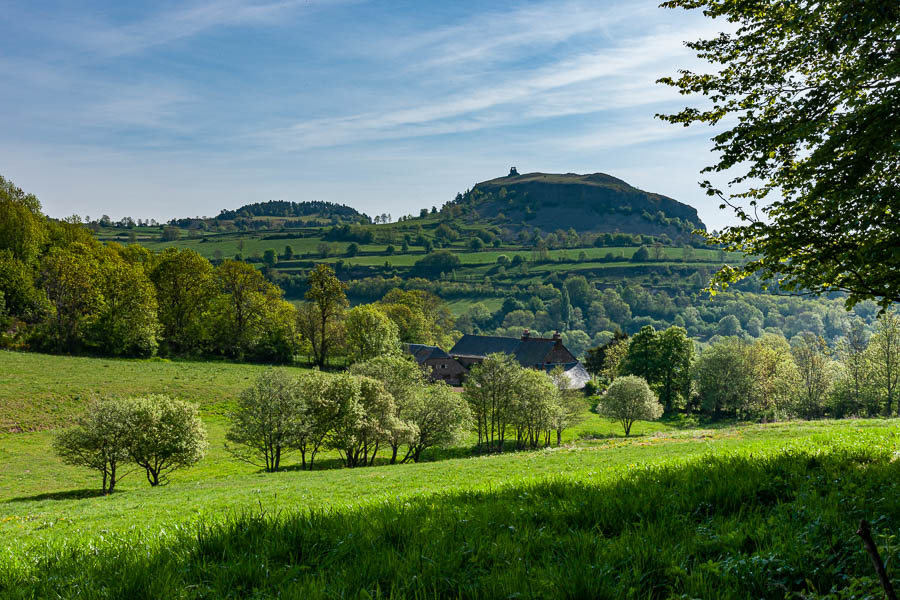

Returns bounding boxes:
[292,369,337,470]
[126,395,207,486]
[403,382,472,463]
[463,353,521,452]
[53,398,134,494]
[350,354,422,463]
[599,375,662,437]
[511,368,561,449]
[226,369,301,472]
[328,374,398,467]
[550,365,585,446]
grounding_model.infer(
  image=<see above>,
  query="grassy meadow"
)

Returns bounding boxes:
[0,351,278,431]
[2,352,900,598]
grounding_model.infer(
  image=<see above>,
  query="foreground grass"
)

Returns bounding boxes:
[2,424,899,598]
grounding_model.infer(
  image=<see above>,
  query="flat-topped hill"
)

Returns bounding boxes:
[454,171,704,238]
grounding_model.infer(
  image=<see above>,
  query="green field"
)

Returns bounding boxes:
[3,419,900,598]
[0,351,285,431]
[1,353,899,597]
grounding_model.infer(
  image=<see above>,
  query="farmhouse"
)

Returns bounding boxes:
[404,343,469,385]
[404,330,590,388]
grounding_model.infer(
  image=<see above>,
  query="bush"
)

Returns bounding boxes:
[412,250,460,277]
[632,246,650,262]
[126,395,207,486]
[598,375,662,436]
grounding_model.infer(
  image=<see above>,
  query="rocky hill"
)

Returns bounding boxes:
[450,170,704,238]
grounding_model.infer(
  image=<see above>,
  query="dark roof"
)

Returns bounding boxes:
[450,334,573,367]
[404,343,451,362]
[450,335,521,357]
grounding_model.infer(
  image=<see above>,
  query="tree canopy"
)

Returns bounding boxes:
[659,0,900,309]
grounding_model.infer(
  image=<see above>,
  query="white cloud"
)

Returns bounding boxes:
[41,0,331,58]
[392,0,643,71]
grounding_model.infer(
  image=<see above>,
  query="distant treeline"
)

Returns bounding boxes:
[216,200,365,221]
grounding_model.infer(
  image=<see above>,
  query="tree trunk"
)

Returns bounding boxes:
[369,442,379,466]
[108,463,117,494]
[146,467,160,486]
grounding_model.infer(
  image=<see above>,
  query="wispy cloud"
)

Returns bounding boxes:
[253,22,719,151]
[40,0,325,57]
[391,1,644,71]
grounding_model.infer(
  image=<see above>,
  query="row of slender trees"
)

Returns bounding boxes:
[462,354,585,451]
[226,356,471,471]
[224,351,592,474]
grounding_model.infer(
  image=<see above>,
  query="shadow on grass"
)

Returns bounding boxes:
[5,488,106,503]
[578,431,650,441]
[272,442,567,473]
[659,414,743,430]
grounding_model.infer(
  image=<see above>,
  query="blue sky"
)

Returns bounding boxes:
[0,0,737,230]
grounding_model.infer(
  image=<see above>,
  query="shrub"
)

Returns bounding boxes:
[632,246,650,262]
[598,375,663,437]
[126,395,207,486]
[412,250,459,277]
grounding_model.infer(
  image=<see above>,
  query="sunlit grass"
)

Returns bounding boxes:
[2,422,898,598]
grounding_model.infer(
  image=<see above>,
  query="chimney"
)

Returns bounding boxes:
[552,331,561,341]
[522,329,530,340]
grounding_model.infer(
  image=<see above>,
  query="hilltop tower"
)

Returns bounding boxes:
[509,166,519,176]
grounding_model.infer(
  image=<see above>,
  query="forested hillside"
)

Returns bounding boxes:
[1,171,883,364]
